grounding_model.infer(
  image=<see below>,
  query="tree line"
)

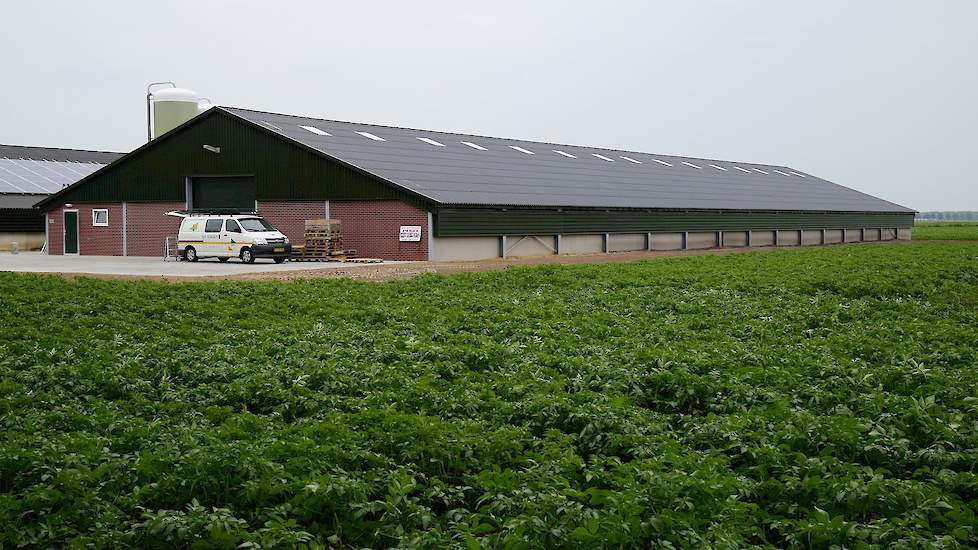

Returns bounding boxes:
[916,211,978,221]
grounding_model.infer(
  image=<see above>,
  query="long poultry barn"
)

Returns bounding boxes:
[34,107,914,260]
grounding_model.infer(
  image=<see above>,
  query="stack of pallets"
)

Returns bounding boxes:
[291,219,358,261]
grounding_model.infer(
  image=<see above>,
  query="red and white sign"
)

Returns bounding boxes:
[399,225,422,242]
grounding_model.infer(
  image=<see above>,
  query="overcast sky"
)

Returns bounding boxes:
[1,1,975,211]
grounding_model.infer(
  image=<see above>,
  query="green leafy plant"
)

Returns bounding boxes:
[1,242,977,547]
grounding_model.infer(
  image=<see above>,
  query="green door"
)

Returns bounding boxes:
[64,211,79,254]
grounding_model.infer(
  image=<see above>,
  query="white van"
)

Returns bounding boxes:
[169,212,291,263]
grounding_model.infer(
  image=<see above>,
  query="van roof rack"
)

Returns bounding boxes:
[165,209,259,217]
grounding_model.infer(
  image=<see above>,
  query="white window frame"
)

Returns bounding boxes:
[92,208,109,227]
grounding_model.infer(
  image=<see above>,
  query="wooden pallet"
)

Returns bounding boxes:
[289,218,362,262]
[304,219,342,230]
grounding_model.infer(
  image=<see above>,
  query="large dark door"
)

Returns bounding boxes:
[191,176,256,212]
[64,211,79,254]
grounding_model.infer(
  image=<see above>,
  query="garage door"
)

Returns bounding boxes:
[191,176,256,212]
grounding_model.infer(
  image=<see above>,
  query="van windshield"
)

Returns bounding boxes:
[238,218,277,232]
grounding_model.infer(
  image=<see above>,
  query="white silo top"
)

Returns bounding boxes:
[152,87,199,103]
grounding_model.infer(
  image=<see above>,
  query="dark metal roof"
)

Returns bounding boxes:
[224,107,913,213]
[0,193,48,209]
[0,144,122,164]
[0,144,122,197]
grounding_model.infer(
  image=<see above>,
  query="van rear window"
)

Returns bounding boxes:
[204,219,223,232]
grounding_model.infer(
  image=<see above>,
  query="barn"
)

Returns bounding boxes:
[0,145,121,251]
[34,107,914,260]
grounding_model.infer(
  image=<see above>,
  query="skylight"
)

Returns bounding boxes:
[682,161,702,169]
[650,158,673,167]
[509,146,535,155]
[417,137,445,147]
[709,164,728,171]
[592,154,614,162]
[752,168,769,175]
[299,125,330,136]
[733,166,752,173]
[356,131,386,141]
[774,169,792,176]
[790,171,807,178]
[620,156,642,164]
[260,121,282,131]
[460,141,487,151]
[553,150,577,158]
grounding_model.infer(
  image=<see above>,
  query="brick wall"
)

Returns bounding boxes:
[45,203,124,255]
[257,201,327,243]
[43,199,428,259]
[329,200,428,261]
[127,202,185,257]
[47,209,62,255]
[43,201,183,256]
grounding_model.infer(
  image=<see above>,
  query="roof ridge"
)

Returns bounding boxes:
[220,106,791,170]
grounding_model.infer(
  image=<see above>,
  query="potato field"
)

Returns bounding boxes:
[2,242,978,548]
[913,222,978,241]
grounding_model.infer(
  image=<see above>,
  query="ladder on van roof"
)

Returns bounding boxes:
[165,209,259,218]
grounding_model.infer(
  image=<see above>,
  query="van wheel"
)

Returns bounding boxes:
[240,247,255,264]
[218,257,229,263]
[184,246,198,262]
[274,257,286,264]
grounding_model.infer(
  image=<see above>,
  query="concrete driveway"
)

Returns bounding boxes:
[0,252,406,278]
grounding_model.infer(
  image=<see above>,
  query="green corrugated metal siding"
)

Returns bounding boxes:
[40,110,424,208]
[434,208,914,236]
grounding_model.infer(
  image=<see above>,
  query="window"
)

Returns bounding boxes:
[460,141,487,150]
[509,145,535,155]
[92,209,108,226]
[356,131,386,141]
[204,219,223,232]
[417,137,445,146]
[299,125,330,136]
[239,218,277,231]
[225,219,242,233]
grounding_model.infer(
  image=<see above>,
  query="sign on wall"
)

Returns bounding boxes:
[399,225,422,242]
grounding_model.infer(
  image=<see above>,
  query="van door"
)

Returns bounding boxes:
[202,218,224,256]
[224,219,245,257]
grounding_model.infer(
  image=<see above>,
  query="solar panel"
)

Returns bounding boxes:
[35,159,85,180]
[0,162,30,192]
[0,157,108,195]
[0,160,48,192]
[10,159,64,191]
[25,160,74,190]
